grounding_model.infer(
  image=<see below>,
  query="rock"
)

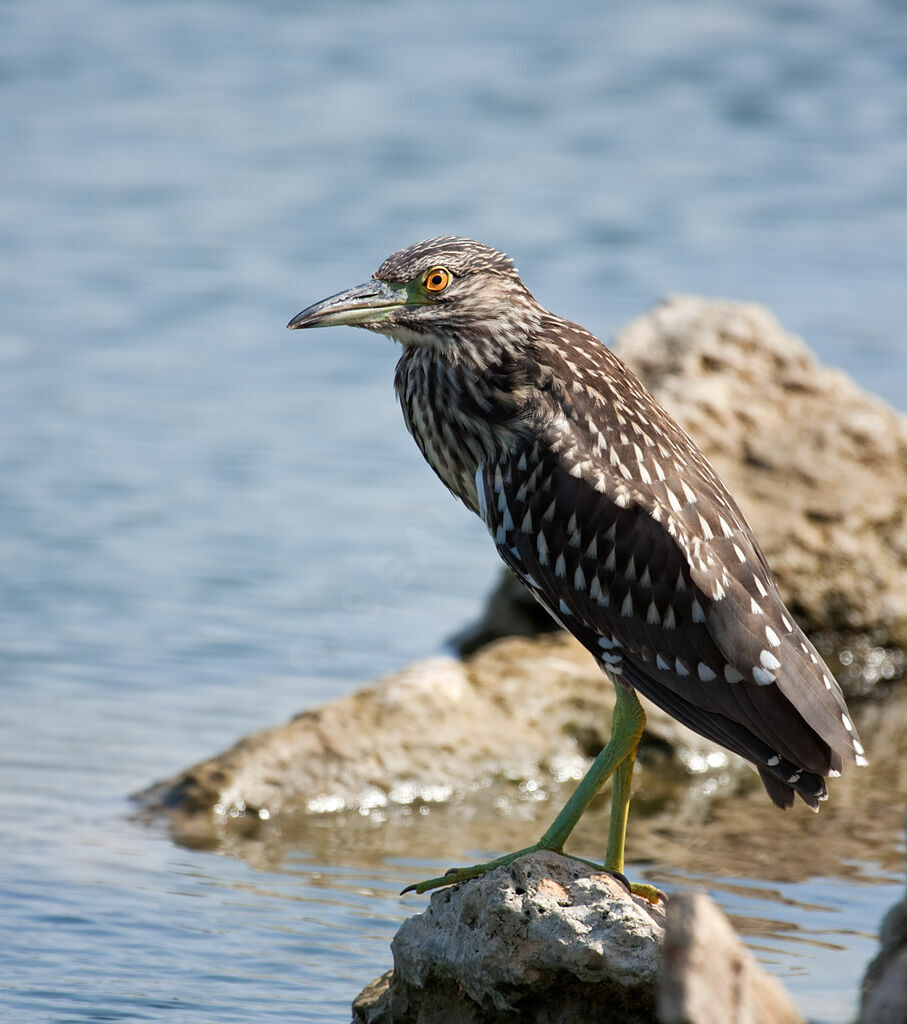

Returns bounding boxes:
[136,632,737,835]
[458,297,907,681]
[351,971,393,1024]
[353,851,666,1024]
[657,892,804,1024]
[351,854,806,1024]
[858,881,907,1024]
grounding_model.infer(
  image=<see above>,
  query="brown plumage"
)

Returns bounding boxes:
[290,236,866,817]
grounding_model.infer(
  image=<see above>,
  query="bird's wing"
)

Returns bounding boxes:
[475,403,862,803]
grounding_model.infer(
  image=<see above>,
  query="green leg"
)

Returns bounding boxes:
[605,746,636,876]
[404,685,657,898]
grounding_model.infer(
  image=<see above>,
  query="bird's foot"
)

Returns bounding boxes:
[401,844,542,895]
[626,881,666,904]
[401,846,666,903]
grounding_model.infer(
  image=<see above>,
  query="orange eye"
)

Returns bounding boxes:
[424,267,451,292]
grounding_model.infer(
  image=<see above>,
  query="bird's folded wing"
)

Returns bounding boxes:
[475,421,858,777]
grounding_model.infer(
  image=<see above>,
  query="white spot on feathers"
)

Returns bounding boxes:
[765,625,781,647]
[697,662,716,681]
[621,593,634,616]
[475,466,488,521]
[760,649,782,671]
[752,666,776,685]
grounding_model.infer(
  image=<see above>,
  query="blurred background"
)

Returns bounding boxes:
[1,2,906,1021]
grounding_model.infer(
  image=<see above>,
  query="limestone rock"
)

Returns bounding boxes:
[658,892,804,1024]
[136,632,735,834]
[354,851,665,1024]
[351,856,806,1024]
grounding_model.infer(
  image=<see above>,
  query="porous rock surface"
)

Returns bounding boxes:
[353,851,665,1024]
[351,852,806,1024]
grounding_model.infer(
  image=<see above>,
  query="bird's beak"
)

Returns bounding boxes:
[287,279,410,330]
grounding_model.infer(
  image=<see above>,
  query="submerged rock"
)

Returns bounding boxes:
[351,852,805,1024]
[458,296,907,684]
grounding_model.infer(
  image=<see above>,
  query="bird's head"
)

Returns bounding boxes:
[287,237,536,350]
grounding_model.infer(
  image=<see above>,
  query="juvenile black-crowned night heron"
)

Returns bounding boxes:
[288,237,867,900]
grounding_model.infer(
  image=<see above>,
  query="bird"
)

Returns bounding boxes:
[287,236,867,900]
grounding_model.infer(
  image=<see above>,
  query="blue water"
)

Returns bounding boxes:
[2,1,906,1021]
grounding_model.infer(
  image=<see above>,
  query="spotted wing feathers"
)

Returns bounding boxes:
[475,343,864,809]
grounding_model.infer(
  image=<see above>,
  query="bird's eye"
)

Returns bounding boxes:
[424,267,451,292]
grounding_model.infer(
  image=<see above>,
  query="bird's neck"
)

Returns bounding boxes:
[393,340,534,514]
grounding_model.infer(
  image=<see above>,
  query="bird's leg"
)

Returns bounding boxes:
[403,684,661,899]
[602,718,663,903]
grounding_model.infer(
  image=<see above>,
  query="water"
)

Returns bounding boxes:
[2,1,906,1020]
